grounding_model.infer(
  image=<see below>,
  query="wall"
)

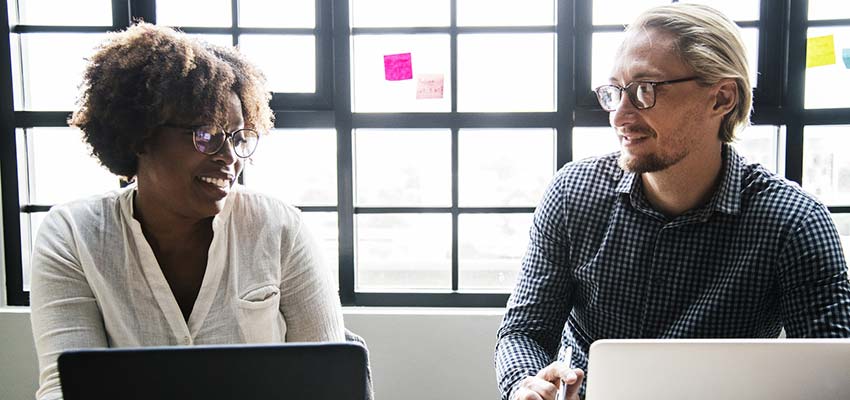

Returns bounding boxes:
[0,308,39,400]
[0,308,504,400]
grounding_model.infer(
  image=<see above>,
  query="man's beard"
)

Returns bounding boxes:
[619,152,685,173]
[617,134,688,173]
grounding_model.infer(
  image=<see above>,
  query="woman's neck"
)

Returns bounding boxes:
[133,188,213,254]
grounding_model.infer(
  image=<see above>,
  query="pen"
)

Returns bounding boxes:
[557,346,573,400]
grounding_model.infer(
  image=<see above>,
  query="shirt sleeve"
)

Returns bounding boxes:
[278,213,345,343]
[30,208,109,400]
[778,202,850,338]
[495,171,575,400]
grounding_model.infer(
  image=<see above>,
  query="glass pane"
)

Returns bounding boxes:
[11,34,23,110]
[831,213,850,266]
[803,125,850,206]
[16,129,28,205]
[591,32,625,89]
[805,27,850,109]
[740,28,760,88]
[245,129,337,206]
[592,0,670,26]
[355,129,451,207]
[351,0,449,27]
[458,33,555,112]
[240,0,315,28]
[156,0,232,27]
[20,211,46,292]
[356,213,452,290]
[16,0,111,26]
[188,34,234,48]
[809,0,850,20]
[238,35,315,93]
[351,34,451,113]
[457,0,555,26]
[734,125,781,174]
[459,213,532,291]
[28,128,118,205]
[301,212,339,291]
[459,129,555,207]
[18,33,105,111]
[678,0,760,21]
[572,127,620,161]
[591,28,759,91]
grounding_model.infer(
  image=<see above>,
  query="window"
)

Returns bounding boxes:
[2,0,849,307]
[2,0,334,305]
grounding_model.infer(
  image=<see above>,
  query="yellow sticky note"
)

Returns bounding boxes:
[807,35,836,68]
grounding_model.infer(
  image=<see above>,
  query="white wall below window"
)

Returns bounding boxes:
[0,308,39,400]
[0,307,505,400]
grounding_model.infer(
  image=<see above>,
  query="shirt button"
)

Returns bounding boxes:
[183,336,191,345]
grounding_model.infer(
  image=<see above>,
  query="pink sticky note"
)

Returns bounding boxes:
[384,52,413,81]
[416,73,444,99]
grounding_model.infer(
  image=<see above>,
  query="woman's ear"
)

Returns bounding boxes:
[712,79,738,117]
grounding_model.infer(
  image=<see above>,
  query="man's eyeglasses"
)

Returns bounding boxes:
[593,76,699,112]
[162,124,260,158]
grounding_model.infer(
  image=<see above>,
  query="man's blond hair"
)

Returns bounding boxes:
[628,3,752,142]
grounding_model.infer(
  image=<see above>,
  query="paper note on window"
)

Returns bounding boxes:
[806,35,835,68]
[384,53,413,81]
[843,48,850,69]
[416,74,444,99]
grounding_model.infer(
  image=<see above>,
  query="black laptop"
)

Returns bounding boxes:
[57,342,368,400]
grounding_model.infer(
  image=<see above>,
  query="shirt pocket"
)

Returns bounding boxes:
[236,284,285,343]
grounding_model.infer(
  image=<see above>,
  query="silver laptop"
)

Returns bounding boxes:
[585,339,850,400]
[58,342,369,400]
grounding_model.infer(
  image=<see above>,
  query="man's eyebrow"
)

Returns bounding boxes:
[608,68,665,84]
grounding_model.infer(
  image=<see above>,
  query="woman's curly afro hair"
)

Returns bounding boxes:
[69,22,274,179]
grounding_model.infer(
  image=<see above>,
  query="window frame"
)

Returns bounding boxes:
[3,0,850,307]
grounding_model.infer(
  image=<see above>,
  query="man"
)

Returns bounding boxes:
[495,4,850,400]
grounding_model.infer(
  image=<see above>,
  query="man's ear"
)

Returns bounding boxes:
[712,79,738,117]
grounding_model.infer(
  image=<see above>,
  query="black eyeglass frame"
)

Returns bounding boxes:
[593,76,700,112]
[161,123,261,158]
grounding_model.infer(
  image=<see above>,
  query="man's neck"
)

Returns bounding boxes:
[640,143,724,218]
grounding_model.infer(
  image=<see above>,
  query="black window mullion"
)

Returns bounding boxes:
[784,0,807,185]
[1,0,26,305]
[450,0,459,292]
[451,127,459,292]
[130,0,156,24]
[573,0,595,109]
[332,0,355,305]
[112,0,131,28]
[557,0,576,167]
[754,0,786,109]
[315,0,334,109]
[231,0,238,46]
[354,292,509,307]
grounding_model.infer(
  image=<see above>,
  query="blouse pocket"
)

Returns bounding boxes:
[236,284,285,343]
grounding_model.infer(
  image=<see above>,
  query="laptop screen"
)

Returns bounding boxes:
[585,339,850,400]
[58,342,368,400]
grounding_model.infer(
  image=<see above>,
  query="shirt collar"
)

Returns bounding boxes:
[710,143,742,216]
[615,143,743,218]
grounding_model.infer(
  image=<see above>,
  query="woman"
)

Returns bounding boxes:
[29,23,345,400]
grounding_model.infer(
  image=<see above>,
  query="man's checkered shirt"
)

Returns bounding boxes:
[495,144,850,400]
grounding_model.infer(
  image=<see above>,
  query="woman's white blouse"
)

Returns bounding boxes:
[29,184,345,400]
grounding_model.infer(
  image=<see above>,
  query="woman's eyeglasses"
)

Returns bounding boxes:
[162,124,260,158]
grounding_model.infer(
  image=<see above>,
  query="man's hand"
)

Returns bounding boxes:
[512,361,585,400]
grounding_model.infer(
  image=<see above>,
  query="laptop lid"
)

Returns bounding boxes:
[58,342,368,400]
[585,339,850,400]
